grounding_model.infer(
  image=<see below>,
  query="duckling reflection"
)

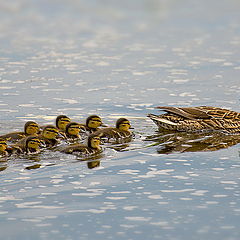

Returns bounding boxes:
[87,160,100,169]
[0,121,40,142]
[145,131,240,154]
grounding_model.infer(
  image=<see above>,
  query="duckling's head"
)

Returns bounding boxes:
[25,136,42,152]
[87,135,101,149]
[116,118,131,131]
[24,121,40,135]
[65,122,81,137]
[86,115,103,129]
[0,138,7,153]
[42,125,59,140]
[56,115,71,131]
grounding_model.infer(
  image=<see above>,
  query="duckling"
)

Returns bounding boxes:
[83,115,105,133]
[148,106,240,134]
[92,118,133,141]
[12,136,42,154]
[38,125,60,148]
[56,115,71,132]
[0,121,40,142]
[58,135,102,156]
[0,138,12,157]
[64,122,84,142]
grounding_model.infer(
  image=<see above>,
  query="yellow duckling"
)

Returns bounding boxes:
[12,136,42,154]
[38,125,60,148]
[56,115,71,132]
[58,135,102,156]
[0,138,12,157]
[0,121,40,142]
[93,118,133,141]
[83,115,105,133]
[64,122,85,142]
[148,106,240,134]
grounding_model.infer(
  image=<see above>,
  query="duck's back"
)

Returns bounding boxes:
[149,106,240,133]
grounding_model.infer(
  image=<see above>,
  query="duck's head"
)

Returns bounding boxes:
[24,121,40,135]
[116,118,132,131]
[65,122,82,137]
[25,136,42,152]
[86,115,103,129]
[56,115,71,131]
[0,138,7,153]
[87,135,101,149]
[42,125,59,140]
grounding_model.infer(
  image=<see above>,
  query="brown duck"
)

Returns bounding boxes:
[0,121,40,142]
[81,115,105,133]
[38,125,60,148]
[92,118,133,141]
[12,136,42,154]
[58,135,102,156]
[64,122,85,142]
[148,106,240,134]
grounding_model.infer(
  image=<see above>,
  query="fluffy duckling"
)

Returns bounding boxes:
[12,136,42,154]
[58,135,102,156]
[38,125,60,148]
[0,121,40,142]
[64,122,85,142]
[83,115,105,133]
[92,118,133,141]
[0,138,12,157]
[56,115,71,132]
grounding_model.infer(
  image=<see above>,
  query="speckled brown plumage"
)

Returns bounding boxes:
[148,106,240,134]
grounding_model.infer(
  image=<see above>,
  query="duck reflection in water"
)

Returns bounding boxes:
[145,131,240,154]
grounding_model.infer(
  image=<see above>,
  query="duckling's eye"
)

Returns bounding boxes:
[46,129,58,134]
[29,140,41,144]
[91,119,101,122]
[60,119,70,123]
[69,126,81,129]
[28,124,39,128]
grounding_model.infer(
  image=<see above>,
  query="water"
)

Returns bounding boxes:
[1,0,240,239]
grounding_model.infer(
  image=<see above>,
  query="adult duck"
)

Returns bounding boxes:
[148,106,240,134]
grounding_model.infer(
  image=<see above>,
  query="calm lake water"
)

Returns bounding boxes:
[1,0,240,239]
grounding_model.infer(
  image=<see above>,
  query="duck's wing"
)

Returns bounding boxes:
[156,106,211,120]
[197,106,240,120]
